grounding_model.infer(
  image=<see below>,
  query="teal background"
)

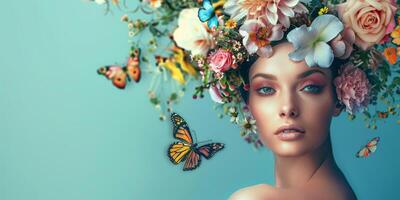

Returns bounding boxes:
[1,1,399,200]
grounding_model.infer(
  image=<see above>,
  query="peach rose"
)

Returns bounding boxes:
[337,0,397,50]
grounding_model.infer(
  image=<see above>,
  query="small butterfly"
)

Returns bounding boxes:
[198,0,223,29]
[356,137,380,158]
[97,48,141,89]
[168,112,224,171]
[378,111,389,119]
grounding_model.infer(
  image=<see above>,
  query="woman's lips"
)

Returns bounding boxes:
[276,131,305,141]
[275,125,305,141]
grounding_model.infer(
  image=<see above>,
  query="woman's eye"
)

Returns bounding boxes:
[256,87,276,96]
[302,85,323,94]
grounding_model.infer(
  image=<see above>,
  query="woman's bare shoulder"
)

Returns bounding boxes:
[228,184,273,200]
[228,184,310,200]
[229,182,357,200]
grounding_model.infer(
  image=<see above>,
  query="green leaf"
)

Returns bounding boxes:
[363,111,371,119]
[170,93,178,101]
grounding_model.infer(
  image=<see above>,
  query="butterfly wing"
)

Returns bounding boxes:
[168,142,192,164]
[170,112,193,144]
[97,65,127,89]
[197,143,224,159]
[198,0,214,22]
[180,142,225,171]
[126,48,141,82]
[366,137,380,153]
[183,150,201,171]
[356,137,380,158]
[207,15,219,29]
[356,147,370,158]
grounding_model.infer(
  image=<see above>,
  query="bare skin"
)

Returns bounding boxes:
[229,42,357,200]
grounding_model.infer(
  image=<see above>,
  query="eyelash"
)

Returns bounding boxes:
[255,84,323,96]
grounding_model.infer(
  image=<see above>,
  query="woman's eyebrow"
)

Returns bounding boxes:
[250,69,326,81]
[297,69,326,79]
[250,73,277,81]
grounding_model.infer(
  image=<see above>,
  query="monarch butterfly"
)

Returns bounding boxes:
[356,137,380,158]
[168,112,224,171]
[97,48,141,89]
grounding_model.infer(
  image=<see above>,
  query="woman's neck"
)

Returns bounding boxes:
[274,137,334,188]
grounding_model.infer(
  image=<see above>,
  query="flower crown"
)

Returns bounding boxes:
[172,0,400,147]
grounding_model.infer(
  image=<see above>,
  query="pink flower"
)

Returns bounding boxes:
[331,27,356,59]
[334,63,370,114]
[337,0,397,50]
[208,49,233,73]
[224,0,308,28]
[208,49,234,73]
[239,17,284,57]
[209,84,224,104]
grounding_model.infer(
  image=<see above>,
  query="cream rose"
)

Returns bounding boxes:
[337,0,397,50]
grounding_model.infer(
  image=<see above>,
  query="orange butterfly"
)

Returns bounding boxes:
[378,111,389,119]
[168,112,224,171]
[97,48,141,89]
[356,137,380,158]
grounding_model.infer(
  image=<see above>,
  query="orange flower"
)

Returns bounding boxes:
[391,26,400,45]
[383,47,397,65]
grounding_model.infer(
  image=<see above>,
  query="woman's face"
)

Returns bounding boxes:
[248,42,341,157]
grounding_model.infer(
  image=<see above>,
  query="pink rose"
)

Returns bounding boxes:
[334,63,370,114]
[208,49,233,73]
[337,0,397,50]
[331,27,356,59]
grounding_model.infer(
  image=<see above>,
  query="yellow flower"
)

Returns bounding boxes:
[318,6,329,16]
[225,19,237,29]
[155,56,185,84]
[391,26,400,45]
[171,45,197,77]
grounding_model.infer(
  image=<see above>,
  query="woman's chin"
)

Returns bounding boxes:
[266,142,311,157]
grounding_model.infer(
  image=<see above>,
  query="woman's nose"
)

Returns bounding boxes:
[279,92,299,118]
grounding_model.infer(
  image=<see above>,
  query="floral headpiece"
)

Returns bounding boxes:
[172,0,400,147]
[89,0,400,148]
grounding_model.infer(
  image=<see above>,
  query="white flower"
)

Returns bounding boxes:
[229,107,240,124]
[239,17,283,57]
[172,8,215,56]
[241,117,257,134]
[287,14,344,68]
[94,0,106,5]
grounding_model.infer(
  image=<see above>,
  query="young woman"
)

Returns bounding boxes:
[172,0,398,199]
[229,42,357,200]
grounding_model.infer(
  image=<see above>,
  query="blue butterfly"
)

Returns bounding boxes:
[198,0,220,29]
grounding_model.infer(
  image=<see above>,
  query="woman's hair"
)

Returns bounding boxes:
[238,41,347,104]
